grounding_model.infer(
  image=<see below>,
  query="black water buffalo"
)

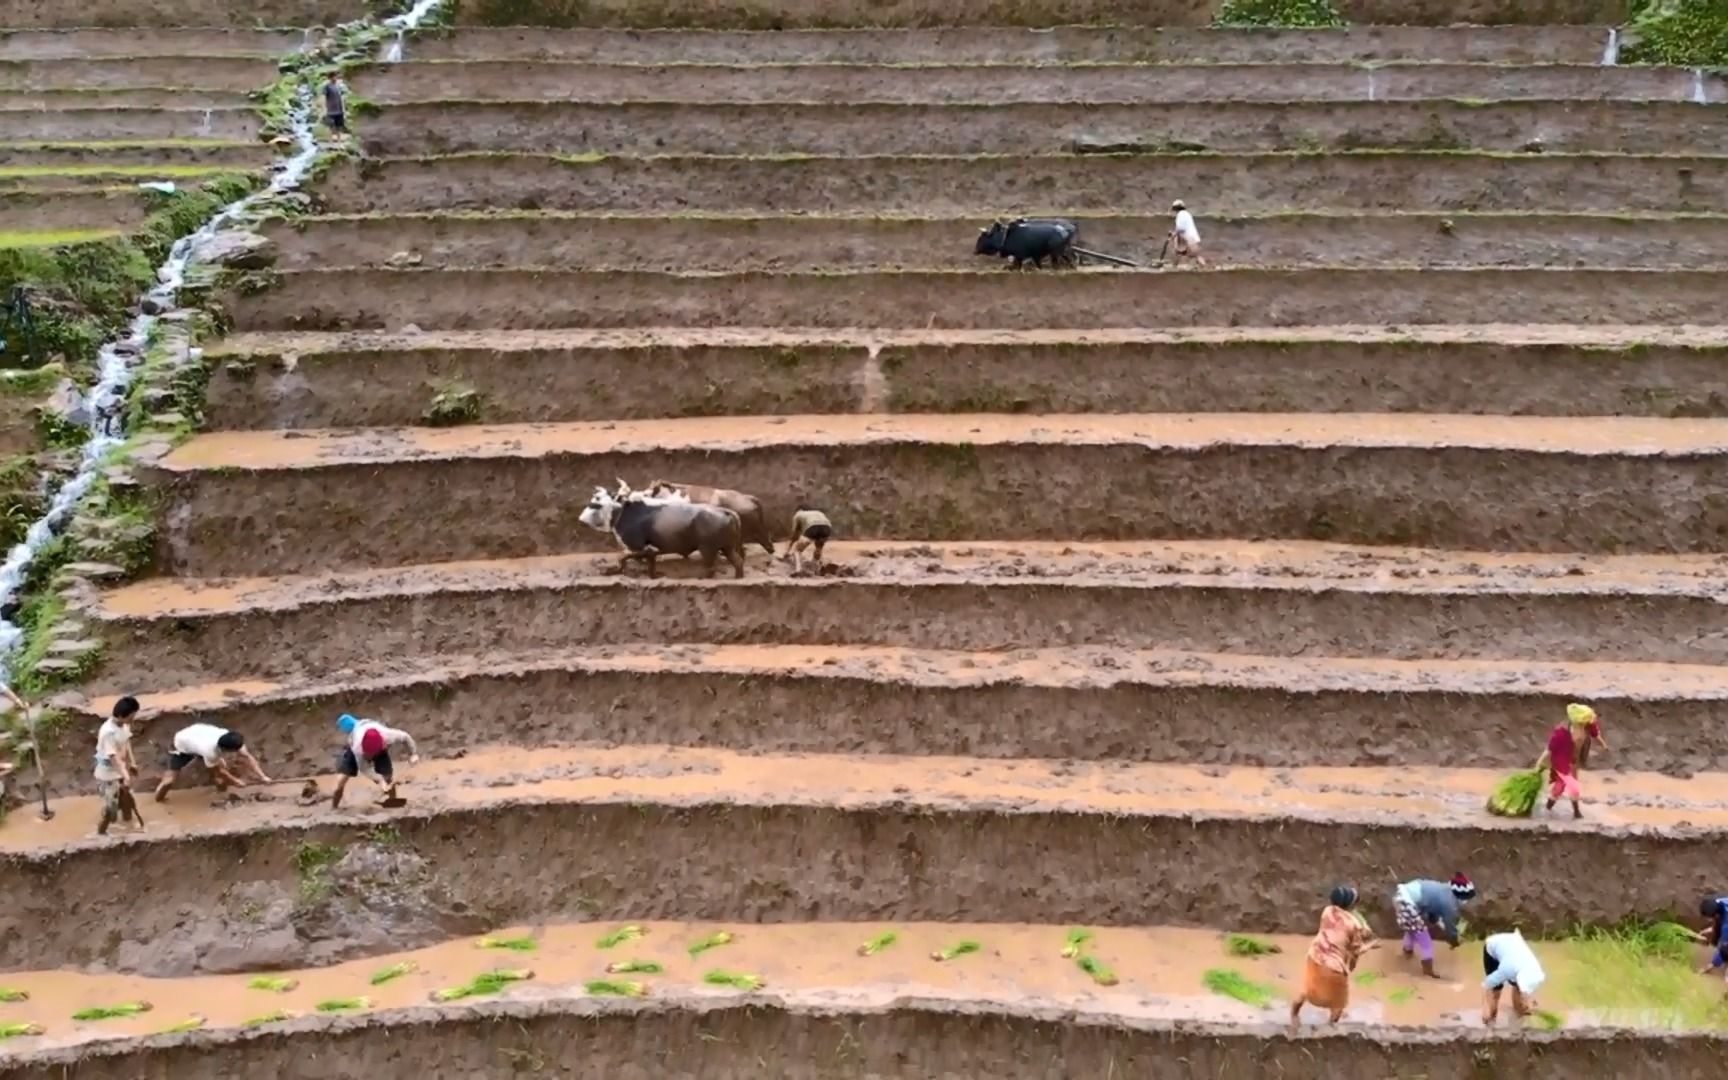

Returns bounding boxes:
[974,217,1079,269]
[578,486,745,579]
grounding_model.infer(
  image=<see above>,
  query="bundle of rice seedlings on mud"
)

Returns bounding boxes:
[159,1018,206,1034]
[703,970,765,991]
[1076,955,1119,986]
[430,969,534,1003]
[1224,934,1281,958]
[605,959,664,975]
[71,1002,152,1021]
[687,931,736,957]
[1061,928,1093,959]
[370,962,417,986]
[242,1011,291,1028]
[596,925,646,949]
[477,935,537,952]
[585,979,649,997]
[931,940,982,963]
[0,1022,43,1040]
[857,932,899,957]
[1486,767,1545,817]
[247,976,299,994]
[315,997,371,1013]
[1201,969,1276,1009]
[0,988,28,1003]
[1532,1009,1565,1030]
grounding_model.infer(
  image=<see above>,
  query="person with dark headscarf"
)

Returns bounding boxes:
[1289,884,1376,1033]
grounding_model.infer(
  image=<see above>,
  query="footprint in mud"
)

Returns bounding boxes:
[466,758,722,789]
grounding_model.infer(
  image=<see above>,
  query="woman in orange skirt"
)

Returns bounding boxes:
[1289,885,1376,1034]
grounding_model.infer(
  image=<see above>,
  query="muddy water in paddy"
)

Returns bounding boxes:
[0,920,1717,1056]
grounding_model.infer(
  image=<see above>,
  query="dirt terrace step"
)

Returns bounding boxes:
[86,543,1728,691]
[319,151,1728,217]
[353,61,1725,106]
[408,26,1613,65]
[0,56,278,91]
[144,413,1728,574]
[7,996,1723,1080]
[206,325,1728,430]
[271,210,1728,274]
[226,267,1728,332]
[46,643,1728,793]
[365,99,1727,158]
[4,139,273,169]
[0,921,1709,1063]
[0,0,357,29]
[0,88,253,110]
[0,104,257,142]
[0,28,311,59]
[0,745,1717,970]
[0,186,148,231]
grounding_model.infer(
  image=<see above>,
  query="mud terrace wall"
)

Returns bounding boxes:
[2,999,1723,1080]
[0,0,363,26]
[0,803,1716,971]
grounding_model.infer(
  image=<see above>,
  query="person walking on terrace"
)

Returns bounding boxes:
[1535,704,1602,819]
[331,713,419,809]
[94,696,144,835]
[1564,702,1609,771]
[1168,199,1205,267]
[1392,873,1476,978]
[154,722,270,801]
[1289,884,1377,1034]
[323,73,348,139]
[1481,929,1546,1026]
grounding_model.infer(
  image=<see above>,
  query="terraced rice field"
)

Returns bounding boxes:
[5,0,1728,1075]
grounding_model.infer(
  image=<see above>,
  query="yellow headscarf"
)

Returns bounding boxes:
[1566,703,1597,727]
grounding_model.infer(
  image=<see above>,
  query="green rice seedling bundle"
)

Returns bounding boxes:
[596,925,645,949]
[857,932,899,957]
[477,935,537,952]
[159,1018,206,1034]
[1076,955,1119,986]
[687,931,736,957]
[1486,767,1545,817]
[430,969,534,1002]
[931,940,982,962]
[703,970,764,990]
[72,1002,152,1021]
[0,1022,42,1039]
[247,976,299,993]
[370,962,417,986]
[315,997,370,1013]
[242,1011,290,1028]
[585,979,648,997]
[1533,1009,1565,1030]
[1061,928,1093,959]
[1201,969,1276,1009]
[0,988,28,1002]
[1224,934,1281,957]
[604,959,664,975]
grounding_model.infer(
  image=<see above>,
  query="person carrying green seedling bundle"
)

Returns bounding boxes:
[1533,703,1605,819]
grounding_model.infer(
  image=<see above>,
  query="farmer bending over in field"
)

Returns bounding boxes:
[782,505,833,575]
[155,723,270,801]
[1694,894,1728,979]
[1481,929,1546,1025]
[1289,884,1376,1033]
[1392,873,1475,978]
[332,714,419,809]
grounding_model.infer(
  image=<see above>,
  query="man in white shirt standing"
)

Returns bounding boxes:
[332,714,420,809]
[94,696,143,835]
[1169,199,1206,268]
[154,722,271,801]
[1481,929,1546,1025]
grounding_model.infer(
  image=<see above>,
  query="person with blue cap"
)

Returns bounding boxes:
[331,713,419,809]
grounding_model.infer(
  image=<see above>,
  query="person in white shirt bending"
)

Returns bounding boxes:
[332,714,419,809]
[1169,199,1206,267]
[154,722,271,801]
[1481,929,1546,1025]
[94,696,144,834]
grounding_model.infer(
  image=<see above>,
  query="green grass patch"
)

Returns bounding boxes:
[702,970,764,991]
[72,1001,151,1021]
[477,935,537,952]
[596,924,645,949]
[246,976,299,993]
[314,997,370,1013]
[584,979,648,997]
[930,940,982,963]
[604,959,664,975]
[687,930,736,957]
[294,841,343,906]
[857,931,898,957]
[430,969,533,1002]
[0,229,125,250]
[0,165,233,180]
[1624,0,1728,68]
[1213,0,1346,28]
[1202,969,1277,1009]
[1533,1009,1566,1030]
[1550,923,1728,1029]
[1225,934,1282,958]
[370,961,417,986]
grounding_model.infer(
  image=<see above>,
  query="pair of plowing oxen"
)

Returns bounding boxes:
[579,479,773,579]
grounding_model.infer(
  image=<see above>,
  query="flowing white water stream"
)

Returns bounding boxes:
[1601,27,1620,66]
[1694,69,1709,106]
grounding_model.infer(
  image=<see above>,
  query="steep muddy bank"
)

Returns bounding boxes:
[0,0,358,27]
[367,99,1721,157]
[319,152,1728,216]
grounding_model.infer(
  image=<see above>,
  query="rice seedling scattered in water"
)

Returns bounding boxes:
[1388,988,1417,1005]
[1486,767,1544,817]
[1076,955,1119,986]
[430,969,534,1002]
[159,1018,205,1034]
[585,979,648,997]
[1225,934,1282,958]
[315,997,370,1013]
[931,940,982,962]
[687,931,736,957]
[72,1002,152,1021]
[1558,922,1728,1028]
[0,988,28,1002]
[703,970,765,991]
[0,1022,43,1040]
[1061,928,1093,959]
[242,1011,290,1028]
[370,961,417,986]
[247,976,299,993]
[1353,971,1382,985]
[1201,969,1276,1009]
[604,959,664,975]
[857,932,899,957]
[478,935,537,952]
[1533,1009,1565,1030]
[596,925,646,949]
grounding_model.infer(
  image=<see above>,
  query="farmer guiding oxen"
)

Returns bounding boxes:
[579,482,746,579]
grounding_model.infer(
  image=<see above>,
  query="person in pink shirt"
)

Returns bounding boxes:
[1534,703,1603,819]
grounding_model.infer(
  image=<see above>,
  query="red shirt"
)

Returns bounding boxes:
[1547,723,1579,780]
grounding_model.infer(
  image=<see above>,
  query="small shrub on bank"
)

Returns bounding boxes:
[1625,0,1728,67]
[1213,0,1346,28]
